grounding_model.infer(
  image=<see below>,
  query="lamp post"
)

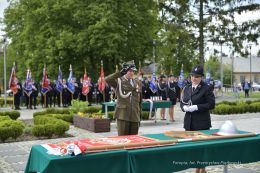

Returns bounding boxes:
[248,44,252,86]
[3,36,7,107]
[153,39,156,73]
[219,37,224,96]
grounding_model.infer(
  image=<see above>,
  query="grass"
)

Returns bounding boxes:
[223,91,260,98]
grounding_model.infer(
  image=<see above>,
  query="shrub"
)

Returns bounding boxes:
[0,120,25,141]
[32,116,69,137]
[0,116,11,121]
[33,108,71,117]
[70,100,89,113]
[0,111,20,120]
[81,106,102,114]
[108,112,115,120]
[141,112,150,120]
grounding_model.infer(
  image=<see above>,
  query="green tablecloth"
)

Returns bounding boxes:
[25,146,130,173]
[25,130,260,173]
[102,101,172,112]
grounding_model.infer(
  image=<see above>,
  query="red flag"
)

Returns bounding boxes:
[41,65,50,94]
[8,64,18,94]
[98,61,106,92]
[82,69,89,96]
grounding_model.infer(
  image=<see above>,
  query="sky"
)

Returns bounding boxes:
[0,0,259,57]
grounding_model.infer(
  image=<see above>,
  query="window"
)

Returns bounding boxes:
[240,76,245,83]
[255,75,259,83]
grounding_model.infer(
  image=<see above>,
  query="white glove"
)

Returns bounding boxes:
[183,105,189,112]
[188,105,198,112]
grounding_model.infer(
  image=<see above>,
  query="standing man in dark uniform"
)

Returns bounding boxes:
[87,77,94,106]
[157,74,168,120]
[105,61,142,136]
[31,80,38,109]
[104,83,111,102]
[180,65,215,173]
[168,74,180,122]
[142,77,151,99]
[62,79,69,107]
[14,82,22,110]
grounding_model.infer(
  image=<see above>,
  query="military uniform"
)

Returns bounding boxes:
[105,72,142,135]
[168,80,180,105]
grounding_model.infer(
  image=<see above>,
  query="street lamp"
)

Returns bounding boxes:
[219,37,225,96]
[152,39,156,73]
[248,44,252,85]
[2,36,7,107]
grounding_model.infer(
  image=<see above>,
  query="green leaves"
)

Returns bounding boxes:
[3,0,158,81]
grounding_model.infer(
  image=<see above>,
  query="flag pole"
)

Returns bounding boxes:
[12,62,15,109]
[60,92,62,107]
[101,61,105,103]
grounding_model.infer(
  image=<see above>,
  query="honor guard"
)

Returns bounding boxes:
[14,82,22,110]
[157,74,169,120]
[105,61,142,136]
[167,74,180,121]
[31,80,38,109]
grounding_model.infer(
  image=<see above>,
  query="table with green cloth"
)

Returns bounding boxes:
[102,100,172,119]
[25,129,260,173]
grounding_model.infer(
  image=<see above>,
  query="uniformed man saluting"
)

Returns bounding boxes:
[105,61,142,136]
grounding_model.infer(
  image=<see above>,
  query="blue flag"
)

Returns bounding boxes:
[55,65,63,93]
[149,72,157,93]
[67,64,75,94]
[178,64,185,89]
[23,69,33,96]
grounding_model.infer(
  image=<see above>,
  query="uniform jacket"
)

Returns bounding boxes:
[168,81,180,101]
[157,82,168,100]
[180,81,215,130]
[105,72,142,122]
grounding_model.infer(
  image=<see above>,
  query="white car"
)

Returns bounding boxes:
[252,82,260,91]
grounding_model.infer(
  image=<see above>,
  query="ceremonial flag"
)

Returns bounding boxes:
[82,68,89,96]
[178,64,185,89]
[55,65,63,93]
[67,64,75,94]
[41,65,50,95]
[23,69,33,96]
[8,63,18,94]
[98,61,106,92]
[149,72,157,93]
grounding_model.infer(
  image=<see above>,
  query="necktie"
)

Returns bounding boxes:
[192,87,195,92]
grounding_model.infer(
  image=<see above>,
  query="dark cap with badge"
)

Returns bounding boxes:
[120,60,137,75]
[190,65,204,77]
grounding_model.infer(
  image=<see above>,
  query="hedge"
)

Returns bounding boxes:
[81,106,102,114]
[0,120,25,142]
[106,111,150,120]
[32,116,70,138]
[0,97,14,107]
[213,100,260,115]
[0,111,20,120]
[33,108,71,117]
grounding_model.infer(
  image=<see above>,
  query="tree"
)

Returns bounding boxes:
[3,0,159,81]
[159,0,260,66]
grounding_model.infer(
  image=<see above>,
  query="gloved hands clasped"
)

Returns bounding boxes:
[183,105,198,112]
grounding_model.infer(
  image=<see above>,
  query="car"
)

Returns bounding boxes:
[252,82,260,91]
[214,80,222,89]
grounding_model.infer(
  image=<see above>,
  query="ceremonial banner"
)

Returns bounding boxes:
[41,135,175,156]
[55,65,63,93]
[149,72,157,93]
[8,63,18,94]
[82,68,89,96]
[23,69,33,96]
[98,61,106,92]
[177,64,185,89]
[67,64,75,94]
[41,65,50,95]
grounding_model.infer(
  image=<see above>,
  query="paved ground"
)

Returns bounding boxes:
[0,96,260,173]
